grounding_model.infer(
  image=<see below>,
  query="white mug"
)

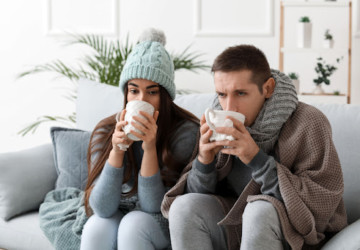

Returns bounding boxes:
[204,108,245,141]
[116,100,155,142]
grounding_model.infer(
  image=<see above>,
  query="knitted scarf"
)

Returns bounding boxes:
[212,69,298,153]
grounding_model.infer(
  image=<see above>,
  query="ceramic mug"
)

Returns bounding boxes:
[116,100,155,142]
[204,108,245,141]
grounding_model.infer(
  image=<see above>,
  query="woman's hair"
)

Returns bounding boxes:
[211,44,271,93]
[84,84,199,215]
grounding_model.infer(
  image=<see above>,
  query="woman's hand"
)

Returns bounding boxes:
[130,111,159,152]
[109,110,133,167]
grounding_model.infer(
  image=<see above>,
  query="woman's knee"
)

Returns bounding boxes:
[81,212,123,250]
[118,211,156,236]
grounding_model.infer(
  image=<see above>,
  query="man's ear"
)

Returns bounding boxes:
[263,77,275,98]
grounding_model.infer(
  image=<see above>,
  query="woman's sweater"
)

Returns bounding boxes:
[90,120,199,217]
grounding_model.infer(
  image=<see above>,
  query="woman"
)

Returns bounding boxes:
[80,29,199,250]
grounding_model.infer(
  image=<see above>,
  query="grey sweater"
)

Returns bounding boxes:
[187,149,282,201]
[90,120,199,218]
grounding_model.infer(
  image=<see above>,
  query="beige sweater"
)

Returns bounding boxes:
[161,102,347,250]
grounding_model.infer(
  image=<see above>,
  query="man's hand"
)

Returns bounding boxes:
[214,116,259,165]
[197,114,223,164]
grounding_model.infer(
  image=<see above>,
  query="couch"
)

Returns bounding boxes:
[1,79,360,250]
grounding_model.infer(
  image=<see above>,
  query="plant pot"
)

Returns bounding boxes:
[312,84,325,94]
[292,79,300,94]
[297,22,312,48]
[323,39,334,49]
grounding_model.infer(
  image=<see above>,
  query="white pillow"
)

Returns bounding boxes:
[76,78,124,131]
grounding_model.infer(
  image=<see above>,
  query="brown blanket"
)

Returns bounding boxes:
[161,102,347,250]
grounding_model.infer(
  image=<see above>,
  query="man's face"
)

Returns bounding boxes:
[214,70,274,127]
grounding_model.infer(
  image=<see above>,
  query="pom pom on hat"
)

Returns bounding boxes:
[119,28,176,100]
[138,28,166,46]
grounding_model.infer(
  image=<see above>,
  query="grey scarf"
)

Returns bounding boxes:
[212,69,298,153]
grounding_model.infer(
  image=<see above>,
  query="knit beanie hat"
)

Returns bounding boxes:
[119,28,176,100]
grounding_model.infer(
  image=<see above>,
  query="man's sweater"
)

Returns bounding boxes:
[161,102,347,250]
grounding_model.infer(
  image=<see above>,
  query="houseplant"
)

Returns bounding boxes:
[323,29,334,49]
[297,16,312,48]
[313,57,342,94]
[288,72,300,94]
[18,33,209,135]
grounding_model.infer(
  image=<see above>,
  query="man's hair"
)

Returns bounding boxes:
[211,45,271,93]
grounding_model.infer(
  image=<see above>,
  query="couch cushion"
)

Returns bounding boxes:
[50,127,91,190]
[0,211,53,250]
[312,103,360,224]
[174,93,216,118]
[76,78,215,131]
[0,144,57,221]
[321,219,360,249]
[76,78,124,131]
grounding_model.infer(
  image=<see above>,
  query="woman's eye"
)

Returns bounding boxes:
[129,89,138,94]
[148,90,159,95]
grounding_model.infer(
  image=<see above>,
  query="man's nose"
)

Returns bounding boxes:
[225,96,237,111]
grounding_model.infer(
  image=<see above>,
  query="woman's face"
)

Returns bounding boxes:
[126,78,161,111]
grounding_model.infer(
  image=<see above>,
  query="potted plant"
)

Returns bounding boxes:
[297,16,312,48]
[288,72,300,94]
[18,33,209,135]
[313,57,342,94]
[323,29,334,49]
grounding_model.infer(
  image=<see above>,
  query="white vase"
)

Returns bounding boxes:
[292,79,300,94]
[312,84,325,94]
[297,22,312,48]
[323,39,334,49]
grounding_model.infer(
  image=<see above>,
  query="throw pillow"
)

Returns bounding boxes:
[0,144,57,220]
[50,127,91,190]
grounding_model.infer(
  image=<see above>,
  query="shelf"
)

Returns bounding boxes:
[301,92,345,96]
[279,0,352,103]
[280,47,350,54]
[282,1,349,7]
[298,93,348,104]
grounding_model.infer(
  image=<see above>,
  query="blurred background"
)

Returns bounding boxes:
[0,0,359,152]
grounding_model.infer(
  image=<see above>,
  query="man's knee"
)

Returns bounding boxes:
[169,193,213,222]
[243,200,280,227]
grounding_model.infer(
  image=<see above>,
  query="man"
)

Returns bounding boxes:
[161,45,347,250]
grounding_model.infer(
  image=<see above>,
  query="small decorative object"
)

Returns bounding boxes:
[333,90,340,95]
[288,72,300,94]
[313,57,342,94]
[297,16,312,48]
[323,29,334,49]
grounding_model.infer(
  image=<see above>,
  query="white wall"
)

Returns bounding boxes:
[0,0,359,152]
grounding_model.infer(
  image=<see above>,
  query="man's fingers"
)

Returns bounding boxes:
[226,116,247,133]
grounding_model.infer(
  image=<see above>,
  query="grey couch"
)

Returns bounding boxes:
[1,79,359,250]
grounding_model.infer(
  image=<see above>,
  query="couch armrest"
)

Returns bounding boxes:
[0,144,57,220]
[321,219,360,249]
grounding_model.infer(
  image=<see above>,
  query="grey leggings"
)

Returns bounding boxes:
[80,210,170,250]
[169,193,288,250]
